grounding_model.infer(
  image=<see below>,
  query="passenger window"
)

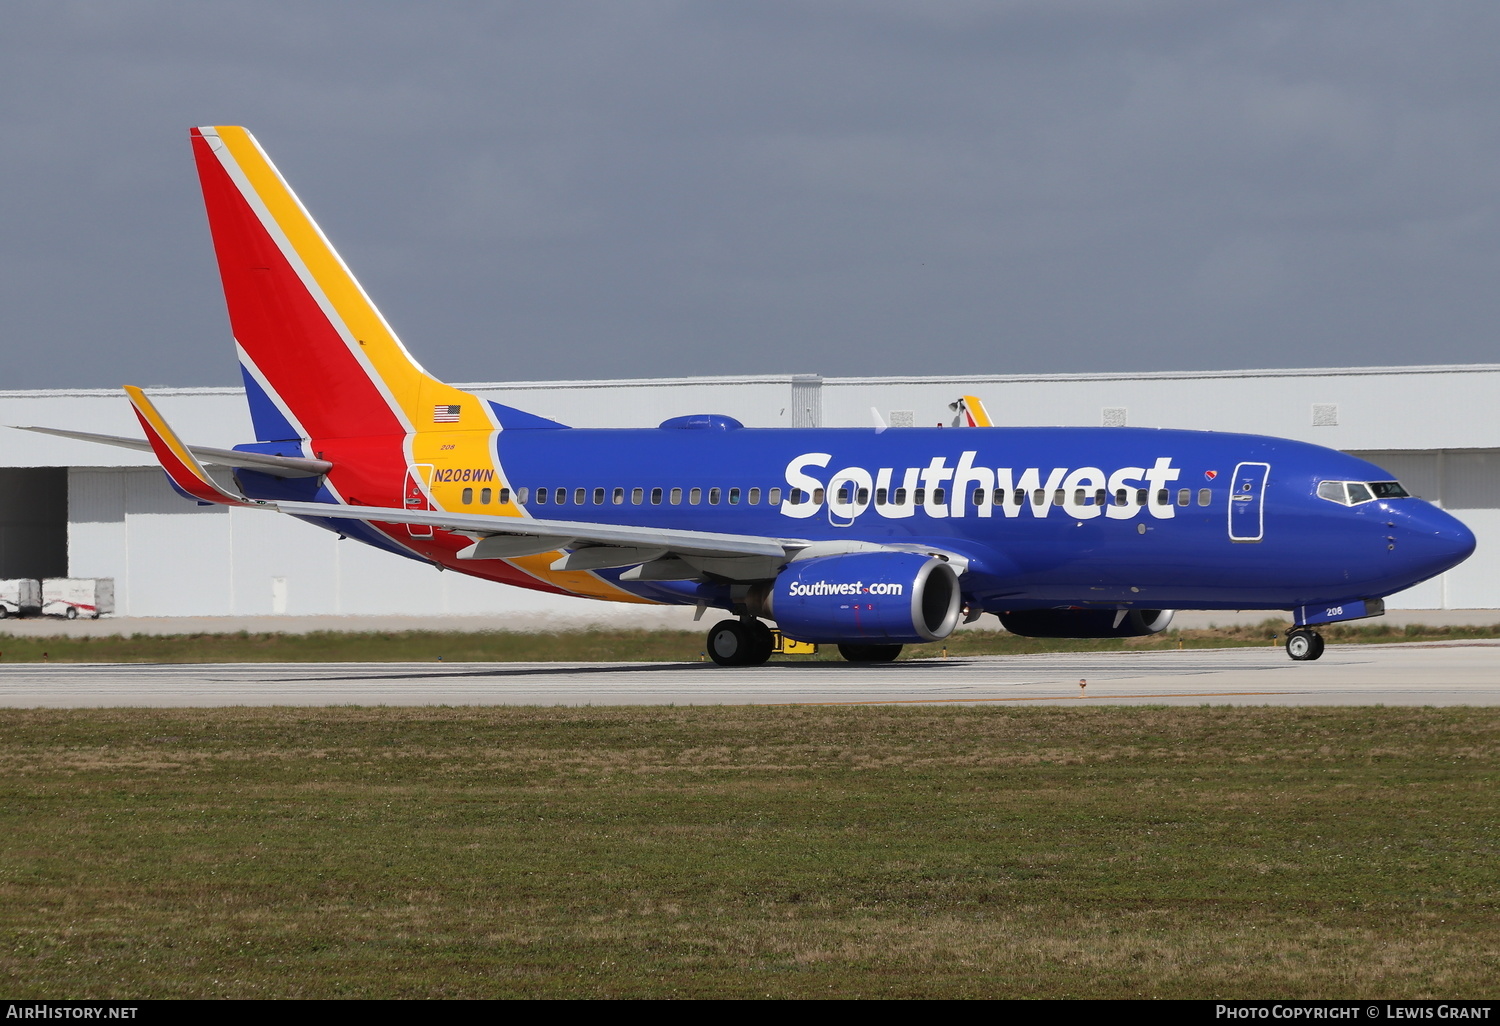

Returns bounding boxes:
[555,488,567,505]
[1095,488,1107,506]
[1014,489,1026,506]
[574,487,586,505]
[933,488,946,504]
[1052,489,1064,506]
[1114,488,1128,506]
[972,488,986,506]
[813,488,825,504]
[729,488,741,505]
[498,487,510,504]
[612,487,624,505]
[593,487,605,505]
[1198,488,1211,506]
[856,487,869,505]
[914,488,926,505]
[1347,482,1374,504]
[515,487,529,503]
[1033,489,1046,506]
[836,486,850,504]
[768,487,783,505]
[894,488,908,505]
[1136,488,1148,506]
[709,487,721,505]
[748,488,760,505]
[462,487,473,504]
[670,487,682,505]
[535,488,548,504]
[1177,488,1190,506]
[631,487,643,505]
[876,488,888,506]
[789,488,804,504]
[1074,488,1087,505]
[689,487,702,504]
[480,488,491,504]
[651,487,663,505]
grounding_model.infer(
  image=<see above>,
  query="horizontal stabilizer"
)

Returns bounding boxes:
[13,425,331,478]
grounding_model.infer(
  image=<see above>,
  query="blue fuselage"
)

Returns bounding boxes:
[465,424,1476,614]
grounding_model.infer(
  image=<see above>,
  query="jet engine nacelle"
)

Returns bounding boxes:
[998,608,1174,638]
[765,552,962,644]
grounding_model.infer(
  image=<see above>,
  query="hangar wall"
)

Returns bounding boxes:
[2,363,1497,617]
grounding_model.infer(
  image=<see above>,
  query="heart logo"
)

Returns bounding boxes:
[1204,470,1218,481]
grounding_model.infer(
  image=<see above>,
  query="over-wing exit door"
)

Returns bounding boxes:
[1228,462,1270,543]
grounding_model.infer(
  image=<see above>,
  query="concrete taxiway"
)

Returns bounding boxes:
[1,642,1498,708]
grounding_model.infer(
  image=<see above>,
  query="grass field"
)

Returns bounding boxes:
[0,618,1497,663]
[1,705,1495,998]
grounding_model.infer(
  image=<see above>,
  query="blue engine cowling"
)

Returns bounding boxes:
[768,552,962,644]
[997,609,1174,638]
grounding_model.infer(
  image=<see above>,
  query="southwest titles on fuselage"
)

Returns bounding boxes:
[779,451,1183,521]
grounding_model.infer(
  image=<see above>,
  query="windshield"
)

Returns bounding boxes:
[1317,479,1410,506]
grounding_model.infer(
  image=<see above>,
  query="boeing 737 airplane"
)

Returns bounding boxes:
[22,126,1477,665]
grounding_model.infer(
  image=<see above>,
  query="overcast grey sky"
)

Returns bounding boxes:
[3,1,1499,389]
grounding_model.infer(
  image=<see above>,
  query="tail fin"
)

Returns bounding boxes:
[191,126,471,442]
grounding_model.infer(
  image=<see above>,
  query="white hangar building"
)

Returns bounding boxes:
[0,363,1494,618]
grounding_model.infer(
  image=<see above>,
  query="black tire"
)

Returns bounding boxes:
[838,643,903,663]
[64,607,78,620]
[0,607,8,619]
[1285,629,1324,661]
[707,619,750,666]
[743,620,774,666]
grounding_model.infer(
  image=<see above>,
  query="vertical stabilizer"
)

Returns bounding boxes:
[191,125,473,443]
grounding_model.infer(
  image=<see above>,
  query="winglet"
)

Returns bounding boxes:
[951,395,994,428]
[124,386,256,506]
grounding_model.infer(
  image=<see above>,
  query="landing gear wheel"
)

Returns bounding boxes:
[707,619,771,666]
[1285,629,1325,661]
[837,643,903,663]
[744,619,774,665]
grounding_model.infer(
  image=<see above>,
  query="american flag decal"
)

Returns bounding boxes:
[433,404,461,423]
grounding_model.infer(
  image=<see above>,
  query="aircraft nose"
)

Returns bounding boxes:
[1393,503,1476,578]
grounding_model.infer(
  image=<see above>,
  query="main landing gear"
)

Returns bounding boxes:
[706,618,774,666]
[704,620,907,666]
[1284,628,1325,661]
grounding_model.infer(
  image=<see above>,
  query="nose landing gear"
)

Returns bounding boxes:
[1284,628,1325,661]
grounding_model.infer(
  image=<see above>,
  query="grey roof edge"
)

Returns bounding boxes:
[6,362,1500,400]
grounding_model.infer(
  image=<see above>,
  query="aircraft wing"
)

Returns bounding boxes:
[272,499,808,560]
[12,425,331,478]
[116,384,812,571]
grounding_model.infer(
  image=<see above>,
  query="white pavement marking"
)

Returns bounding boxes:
[2,643,1499,708]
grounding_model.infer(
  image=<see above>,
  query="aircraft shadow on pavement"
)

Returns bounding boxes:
[246,659,977,684]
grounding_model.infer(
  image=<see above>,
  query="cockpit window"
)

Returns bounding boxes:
[1317,481,1346,504]
[1317,479,1410,506]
